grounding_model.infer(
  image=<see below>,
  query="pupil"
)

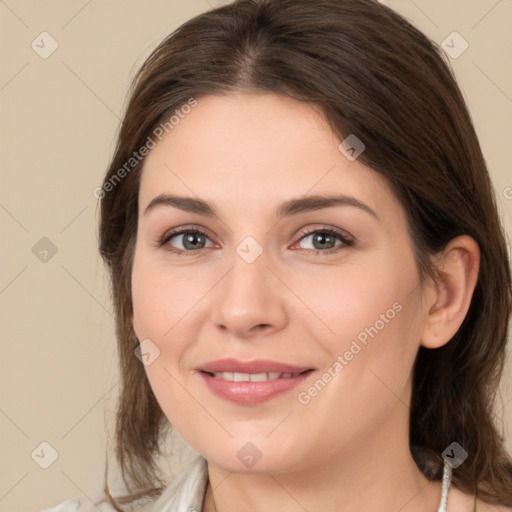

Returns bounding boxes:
[314,233,334,249]
[184,232,204,249]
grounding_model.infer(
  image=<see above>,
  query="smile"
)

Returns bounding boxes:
[198,369,315,405]
[205,371,306,381]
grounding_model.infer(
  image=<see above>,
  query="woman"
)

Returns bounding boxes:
[43,0,512,510]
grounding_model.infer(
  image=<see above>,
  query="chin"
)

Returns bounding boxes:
[198,436,304,475]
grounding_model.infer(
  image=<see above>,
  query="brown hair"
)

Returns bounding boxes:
[98,0,512,509]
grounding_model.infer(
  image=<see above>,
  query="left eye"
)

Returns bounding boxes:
[294,228,353,253]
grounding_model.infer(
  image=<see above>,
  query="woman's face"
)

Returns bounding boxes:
[131,92,431,474]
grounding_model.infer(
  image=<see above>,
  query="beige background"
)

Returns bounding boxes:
[0,1,511,510]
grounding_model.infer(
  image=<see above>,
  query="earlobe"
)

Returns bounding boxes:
[420,235,480,349]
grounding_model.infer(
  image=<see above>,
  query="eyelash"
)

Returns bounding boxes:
[156,224,354,256]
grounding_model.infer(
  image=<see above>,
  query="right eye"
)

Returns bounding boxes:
[158,227,215,255]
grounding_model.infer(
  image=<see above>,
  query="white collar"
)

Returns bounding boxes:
[152,455,208,512]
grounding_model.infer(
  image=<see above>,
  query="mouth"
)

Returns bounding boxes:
[201,369,313,382]
[196,361,316,405]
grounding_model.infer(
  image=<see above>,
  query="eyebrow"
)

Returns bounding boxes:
[143,193,379,221]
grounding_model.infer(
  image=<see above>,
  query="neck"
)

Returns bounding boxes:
[202,405,442,512]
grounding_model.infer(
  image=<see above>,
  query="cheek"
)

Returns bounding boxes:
[131,272,172,340]
[130,251,216,415]
[310,254,423,396]
[131,252,204,345]
[308,259,416,351]
[294,273,422,451]
[131,254,207,436]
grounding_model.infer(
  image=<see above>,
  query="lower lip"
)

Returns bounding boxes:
[198,371,315,405]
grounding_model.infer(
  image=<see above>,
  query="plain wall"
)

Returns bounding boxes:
[0,1,511,510]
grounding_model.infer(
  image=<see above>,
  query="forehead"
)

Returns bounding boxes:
[139,92,403,223]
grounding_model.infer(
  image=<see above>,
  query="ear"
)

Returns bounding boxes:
[420,235,480,349]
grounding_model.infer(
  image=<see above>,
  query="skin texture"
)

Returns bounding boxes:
[131,93,483,512]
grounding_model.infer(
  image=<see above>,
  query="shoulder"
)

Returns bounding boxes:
[448,485,511,512]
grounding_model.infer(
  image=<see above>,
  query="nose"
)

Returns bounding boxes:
[210,246,288,339]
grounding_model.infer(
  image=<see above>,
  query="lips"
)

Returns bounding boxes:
[196,358,316,405]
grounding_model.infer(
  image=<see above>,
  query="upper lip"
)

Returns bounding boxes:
[197,358,314,374]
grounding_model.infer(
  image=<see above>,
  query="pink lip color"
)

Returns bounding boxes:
[196,358,315,405]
